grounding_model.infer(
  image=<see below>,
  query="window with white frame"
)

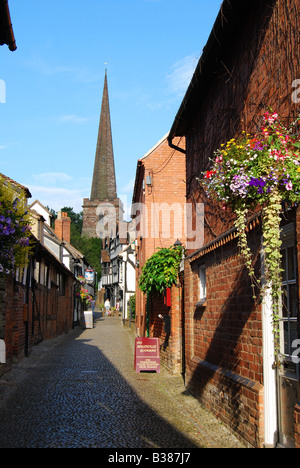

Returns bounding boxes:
[280,223,298,376]
[199,264,206,301]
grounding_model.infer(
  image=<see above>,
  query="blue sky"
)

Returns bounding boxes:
[1,0,222,216]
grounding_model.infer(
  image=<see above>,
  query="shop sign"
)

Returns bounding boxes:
[134,337,160,373]
[85,269,94,283]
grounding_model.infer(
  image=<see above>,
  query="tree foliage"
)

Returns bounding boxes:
[60,207,102,277]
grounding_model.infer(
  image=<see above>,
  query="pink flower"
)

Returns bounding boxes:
[270,149,286,161]
[263,111,278,124]
[286,181,293,191]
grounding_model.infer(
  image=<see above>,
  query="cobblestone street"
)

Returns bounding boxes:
[0,313,245,449]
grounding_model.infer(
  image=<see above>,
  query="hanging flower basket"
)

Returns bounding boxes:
[200,111,300,363]
[76,286,93,308]
[0,176,32,276]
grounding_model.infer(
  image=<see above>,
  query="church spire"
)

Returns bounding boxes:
[82,70,121,239]
[90,70,117,201]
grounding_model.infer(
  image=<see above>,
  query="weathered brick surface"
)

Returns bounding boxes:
[179,0,300,448]
[55,211,71,244]
[0,270,76,373]
[148,285,182,374]
[82,197,121,238]
[133,136,186,373]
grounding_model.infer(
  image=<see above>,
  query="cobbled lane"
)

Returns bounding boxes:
[0,313,245,449]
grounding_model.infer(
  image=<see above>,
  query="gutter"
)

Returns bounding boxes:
[131,160,143,207]
[0,0,17,51]
[167,136,186,154]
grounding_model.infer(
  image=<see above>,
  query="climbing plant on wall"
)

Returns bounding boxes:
[200,111,300,363]
[139,245,183,295]
[0,177,32,276]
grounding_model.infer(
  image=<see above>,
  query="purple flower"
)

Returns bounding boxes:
[249,177,267,194]
[253,142,266,151]
[19,237,30,247]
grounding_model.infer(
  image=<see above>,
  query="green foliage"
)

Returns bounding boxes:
[0,176,32,276]
[200,111,300,365]
[76,236,102,278]
[59,207,102,278]
[139,246,183,295]
[128,294,136,319]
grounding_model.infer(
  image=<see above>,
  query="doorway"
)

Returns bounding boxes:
[277,223,300,448]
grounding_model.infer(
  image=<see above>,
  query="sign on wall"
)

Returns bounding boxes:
[85,269,95,284]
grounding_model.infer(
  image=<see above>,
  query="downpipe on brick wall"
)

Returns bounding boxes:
[261,242,278,448]
[167,136,186,155]
[24,259,32,357]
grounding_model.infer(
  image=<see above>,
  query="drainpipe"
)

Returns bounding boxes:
[146,292,150,337]
[24,259,32,357]
[261,244,278,447]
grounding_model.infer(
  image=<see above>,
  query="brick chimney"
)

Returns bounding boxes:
[55,211,71,244]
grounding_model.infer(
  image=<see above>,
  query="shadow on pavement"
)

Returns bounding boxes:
[0,314,202,449]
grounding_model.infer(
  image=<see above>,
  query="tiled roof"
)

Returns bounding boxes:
[0,172,31,198]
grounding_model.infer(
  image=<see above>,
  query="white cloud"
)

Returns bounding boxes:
[24,57,102,84]
[58,114,90,124]
[166,55,199,97]
[32,172,72,185]
[28,172,89,212]
[27,184,86,213]
[0,142,19,150]
[120,178,135,194]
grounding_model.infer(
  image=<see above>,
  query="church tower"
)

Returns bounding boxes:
[82,70,121,238]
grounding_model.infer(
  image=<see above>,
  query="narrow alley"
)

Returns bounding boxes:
[0,312,245,450]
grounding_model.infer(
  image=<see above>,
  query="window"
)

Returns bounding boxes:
[280,224,298,376]
[199,264,206,301]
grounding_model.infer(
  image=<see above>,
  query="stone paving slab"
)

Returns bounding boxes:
[0,313,246,449]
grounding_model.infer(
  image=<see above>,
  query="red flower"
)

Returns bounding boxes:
[205,170,216,179]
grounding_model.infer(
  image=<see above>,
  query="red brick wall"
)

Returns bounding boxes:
[148,284,182,374]
[184,229,264,447]
[186,0,300,249]
[0,272,75,370]
[55,212,71,244]
[134,136,186,373]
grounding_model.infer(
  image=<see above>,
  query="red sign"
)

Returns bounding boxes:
[164,287,171,307]
[134,337,160,373]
